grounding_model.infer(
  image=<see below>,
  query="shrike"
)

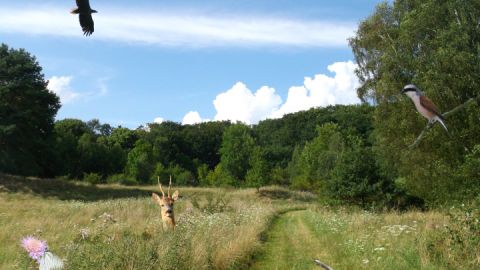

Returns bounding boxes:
[402,84,448,132]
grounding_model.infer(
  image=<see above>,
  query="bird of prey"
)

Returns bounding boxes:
[71,0,98,36]
[402,84,448,132]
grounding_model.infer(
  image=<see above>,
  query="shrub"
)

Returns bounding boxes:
[83,172,102,185]
[426,200,480,269]
[197,164,210,187]
[269,166,290,186]
[206,164,235,187]
[106,173,138,186]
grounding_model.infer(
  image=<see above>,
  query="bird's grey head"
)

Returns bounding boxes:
[401,84,419,94]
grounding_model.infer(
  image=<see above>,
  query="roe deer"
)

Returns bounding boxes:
[152,176,179,230]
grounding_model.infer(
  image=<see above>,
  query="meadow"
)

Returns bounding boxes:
[0,174,478,269]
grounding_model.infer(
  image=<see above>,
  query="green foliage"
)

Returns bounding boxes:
[182,121,231,169]
[106,127,139,150]
[455,144,480,197]
[125,139,154,183]
[106,173,138,186]
[167,164,195,186]
[291,123,344,190]
[330,135,389,205]
[206,164,235,187]
[426,200,480,269]
[196,163,210,186]
[219,124,255,183]
[245,146,269,189]
[255,105,374,169]
[350,0,480,204]
[54,119,127,179]
[269,166,290,186]
[0,44,60,176]
[289,123,394,206]
[83,172,103,185]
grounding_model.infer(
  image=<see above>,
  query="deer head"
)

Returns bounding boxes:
[152,176,179,230]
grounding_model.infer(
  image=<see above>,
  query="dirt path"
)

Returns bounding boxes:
[251,210,331,270]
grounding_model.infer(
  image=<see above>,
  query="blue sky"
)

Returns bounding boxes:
[0,0,382,128]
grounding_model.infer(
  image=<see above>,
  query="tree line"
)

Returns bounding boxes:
[2,0,480,207]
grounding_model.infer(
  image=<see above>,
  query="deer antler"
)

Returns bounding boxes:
[157,176,165,197]
[168,175,172,198]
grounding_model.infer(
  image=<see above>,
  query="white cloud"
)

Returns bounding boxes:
[0,6,355,48]
[208,61,360,124]
[271,60,360,117]
[182,111,208,125]
[47,76,80,104]
[47,76,109,104]
[213,82,282,124]
[153,117,164,124]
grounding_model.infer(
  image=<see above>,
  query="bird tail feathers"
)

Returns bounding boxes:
[70,8,80,14]
[435,116,450,136]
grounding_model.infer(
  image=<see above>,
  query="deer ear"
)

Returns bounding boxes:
[172,190,179,201]
[152,193,162,203]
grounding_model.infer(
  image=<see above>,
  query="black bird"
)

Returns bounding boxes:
[71,0,98,36]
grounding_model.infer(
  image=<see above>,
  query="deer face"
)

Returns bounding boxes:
[152,191,178,219]
[152,176,179,229]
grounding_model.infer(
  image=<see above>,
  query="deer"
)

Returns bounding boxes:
[152,176,179,230]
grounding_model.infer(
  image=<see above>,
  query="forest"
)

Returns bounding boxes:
[2,0,480,208]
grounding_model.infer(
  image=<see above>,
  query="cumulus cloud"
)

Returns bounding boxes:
[208,61,360,124]
[213,82,282,124]
[0,6,355,48]
[271,61,360,117]
[153,117,164,124]
[47,76,81,104]
[182,111,208,125]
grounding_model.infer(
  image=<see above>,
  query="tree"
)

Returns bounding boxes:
[107,127,139,150]
[292,123,345,190]
[219,124,255,184]
[245,146,269,190]
[0,44,60,176]
[125,139,154,183]
[330,135,388,205]
[206,163,235,187]
[182,121,230,169]
[53,119,91,177]
[350,0,480,203]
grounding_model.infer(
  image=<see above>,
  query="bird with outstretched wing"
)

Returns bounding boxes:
[71,0,98,36]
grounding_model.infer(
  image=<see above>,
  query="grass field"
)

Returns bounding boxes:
[252,209,448,270]
[0,174,478,269]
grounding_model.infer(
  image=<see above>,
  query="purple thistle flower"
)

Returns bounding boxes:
[21,236,48,263]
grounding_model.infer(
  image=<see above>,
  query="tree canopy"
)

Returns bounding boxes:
[350,0,480,203]
[0,44,60,176]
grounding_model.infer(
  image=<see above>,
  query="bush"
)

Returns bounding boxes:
[106,173,138,186]
[151,163,169,184]
[150,164,196,186]
[269,166,290,186]
[83,173,102,185]
[206,164,235,187]
[426,200,480,269]
[197,164,210,186]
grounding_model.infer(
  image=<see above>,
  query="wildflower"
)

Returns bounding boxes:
[21,236,48,262]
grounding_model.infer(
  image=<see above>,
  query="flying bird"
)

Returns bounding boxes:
[71,0,98,36]
[402,84,448,133]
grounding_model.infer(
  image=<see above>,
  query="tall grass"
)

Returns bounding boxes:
[0,176,299,269]
[1,175,478,269]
